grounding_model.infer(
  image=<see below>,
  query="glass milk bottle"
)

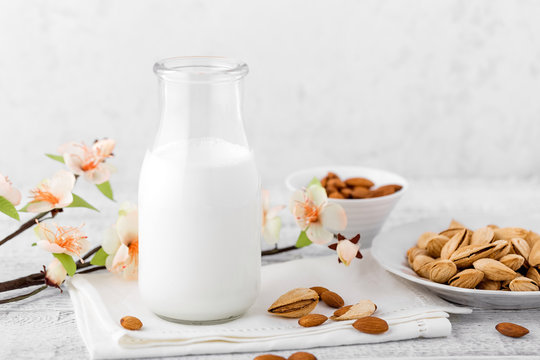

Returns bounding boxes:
[139,57,261,324]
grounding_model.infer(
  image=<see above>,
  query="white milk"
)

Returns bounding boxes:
[138,137,261,323]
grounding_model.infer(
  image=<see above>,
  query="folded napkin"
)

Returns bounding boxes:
[68,251,471,359]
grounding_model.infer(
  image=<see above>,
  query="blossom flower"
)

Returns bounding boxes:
[0,173,21,206]
[329,234,363,266]
[58,138,115,184]
[262,190,285,244]
[44,258,67,288]
[27,170,75,213]
[35,221,89,259]
[102,203,138,280]
[289,184,347,244]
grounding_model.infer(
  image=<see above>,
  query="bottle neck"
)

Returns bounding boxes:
[153,77,248,151]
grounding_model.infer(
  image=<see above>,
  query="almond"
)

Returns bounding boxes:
[327,178,346,189]
[267,288,319,318]
[340,187,353,198]
[369,185,396,198]
[288,352,317,360]
[298,314,328,327]
[120,316,143,330]
[352,316,389,334]
[328,191,345,199]
[320,291,344,308]
[309,286,329,299]
[254,355,286,360]
[344,177,374,188]
[333,305,353,317]
[351,186,371,199]
[495,322,529,338]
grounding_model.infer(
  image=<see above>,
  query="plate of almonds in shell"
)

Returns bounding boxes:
[371,215,540,309]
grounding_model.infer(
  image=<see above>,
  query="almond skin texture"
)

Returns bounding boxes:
[320,291,345,308]
[120,316,143,331]
[352,316,389,334]
[288,352,317,360]
[268,288,319,318]
[254,355,286,360]
[495,322,529,338]
[333,305,353,317]
[298,314,328,327]
[309,286,329,299]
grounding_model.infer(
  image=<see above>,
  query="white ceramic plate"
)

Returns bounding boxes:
[371,215,540,309]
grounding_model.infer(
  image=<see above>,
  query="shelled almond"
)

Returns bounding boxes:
[406,220,540,291]
[320,172,402,199]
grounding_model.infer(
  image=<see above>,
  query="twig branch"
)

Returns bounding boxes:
[0,285,48,304]
[0,208,62,247]
[261,245,298,256]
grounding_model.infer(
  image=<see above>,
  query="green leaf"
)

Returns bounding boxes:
[0,196,20,220]
[96,181,114,201]
[307,177,322,188]
[90,248,108,266]
[18,203,30,212]
[31,242,37,247]
[68,194,99,212]
[295,230,312,248]
[53,253,76,276]
[45,153,65,164]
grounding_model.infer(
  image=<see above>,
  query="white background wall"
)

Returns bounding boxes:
[1,0,540,195]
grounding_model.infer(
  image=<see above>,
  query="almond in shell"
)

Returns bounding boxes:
[448,269,484,288]
[267,288,319,318]
[407,247,429,267]
[525,230,540,249]
[428,259,457,283]
[472,258,517,281]
[510,238,531,261]
[470,226,495,246]
[529,241,540,267]
[440,229,469,260]
[331,300,377,321]
[417,232,438,249]
[477,279,501,290]
[426,235,450,258]
[526,267,540,284]
[499,254,525,271]
[450,243,499,268]
[493,227,528,241]
[509,276,539,291]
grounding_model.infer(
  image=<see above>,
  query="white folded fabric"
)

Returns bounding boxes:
[68,251,471,359]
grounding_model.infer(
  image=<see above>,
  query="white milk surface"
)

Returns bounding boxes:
[138,138,261,322]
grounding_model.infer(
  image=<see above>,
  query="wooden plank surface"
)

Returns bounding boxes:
[1,179,539,359]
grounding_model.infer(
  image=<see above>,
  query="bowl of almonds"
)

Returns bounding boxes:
[371,215,540,309]
[285,166,407,247]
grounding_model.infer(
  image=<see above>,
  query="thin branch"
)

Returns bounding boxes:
[77,266,105,274]
[0,208,62,247]
[0,285,48,304]
[261,245,298,256]
[0,272,44,293]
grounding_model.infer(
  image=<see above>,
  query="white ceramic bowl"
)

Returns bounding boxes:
[285,166,407,248]
[371,215,540,309]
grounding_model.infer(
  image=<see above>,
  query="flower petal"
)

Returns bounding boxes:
[320,203,347,231]
[50,170,76,197]
[266,205,285,220]
[0,181,21,206]
[34,222,56,243]
[102,225,121,255]
[116,208,138,246]
[306,222,334,244]
[64,153,85,175]
[289,190,304,213]
[37,240,66,254]
[111,244,130,271]
[337,240,360,266]
[262,216,281,245]
[307,184,327,207]
[92,138,115,158]
[84,164,111,184]
[27,201,54,213]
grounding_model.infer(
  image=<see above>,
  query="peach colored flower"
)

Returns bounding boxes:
[329,234,363,266]
[27,170,75,213]
[289,184,347,244]
[262,190,285,244]
[102,203,138,280]
[0,173,21,206]
[44,258,67,287]
[59,138,115,184]
[35,221,89,259]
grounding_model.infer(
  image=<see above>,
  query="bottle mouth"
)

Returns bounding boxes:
[153,56,249,83]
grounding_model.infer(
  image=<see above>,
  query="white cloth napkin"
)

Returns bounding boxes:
[68,251,471,359]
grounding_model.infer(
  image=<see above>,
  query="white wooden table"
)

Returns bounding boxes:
[1,179,539,359]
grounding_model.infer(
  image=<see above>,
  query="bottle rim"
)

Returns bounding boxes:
[153,56,248,83]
